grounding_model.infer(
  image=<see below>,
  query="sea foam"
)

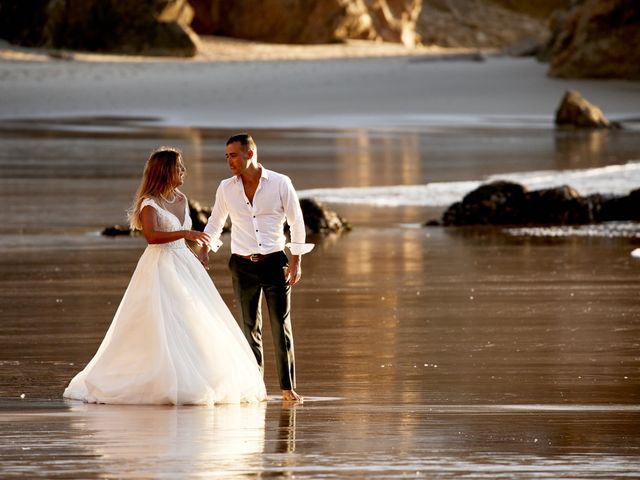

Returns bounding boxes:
[298,161,640,207]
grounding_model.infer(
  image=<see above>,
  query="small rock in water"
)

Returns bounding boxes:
[20,393,25,399]
[555,90,617,129]
[631,248,640,259]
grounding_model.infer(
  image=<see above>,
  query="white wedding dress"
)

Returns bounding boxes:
[64,197,266,405]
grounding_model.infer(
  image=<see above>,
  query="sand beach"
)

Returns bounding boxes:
[1,36,640,129]
[1,39,640,478]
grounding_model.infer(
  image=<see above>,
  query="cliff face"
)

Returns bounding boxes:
[417,0,639,80]
[189,0,422,47]
[0,0,198,56]
[417,0,571,50]
[1,0,637,79]
[548,0,640,80]
[0,0,422,53]
[486,0,571,19]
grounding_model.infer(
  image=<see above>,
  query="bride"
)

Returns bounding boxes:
[64,147,266,405]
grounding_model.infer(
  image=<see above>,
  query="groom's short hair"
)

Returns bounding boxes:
[226,133,256,153]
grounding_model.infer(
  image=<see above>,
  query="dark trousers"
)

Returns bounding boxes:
[229,251,296,390]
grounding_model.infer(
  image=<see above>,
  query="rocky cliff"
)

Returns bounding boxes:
[0,0,198,56]
[417,0,571,50]
[0,0,422,53]
[190,0,422,47]
[547,0,640,80]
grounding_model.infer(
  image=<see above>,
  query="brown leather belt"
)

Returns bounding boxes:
[234,252,281,262]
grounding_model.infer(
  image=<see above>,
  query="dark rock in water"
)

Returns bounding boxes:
[441,181,528,226]
[188,199,229,233]
[188,200,210,232]
[299,198,351,234]
[597,188,640,222]
[103,198,350,237]
[555,90,619,129]
[524,185,591,224]
[102,225,141,237]
[434,182,640,227]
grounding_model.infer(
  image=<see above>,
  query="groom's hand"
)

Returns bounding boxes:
[197,247,210,269]
[285,255,302,286]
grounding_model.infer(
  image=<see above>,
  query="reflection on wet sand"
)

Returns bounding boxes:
[276,404,298,454]
[69,402,267,477]
[334,130,423,188]
[554,129,611,169]
[2,399,639,478]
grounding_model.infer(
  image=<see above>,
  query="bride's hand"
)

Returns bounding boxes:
[197,247,210,269]
[184,230,211,246]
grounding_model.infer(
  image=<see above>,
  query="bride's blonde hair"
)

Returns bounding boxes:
[128,147,182,230]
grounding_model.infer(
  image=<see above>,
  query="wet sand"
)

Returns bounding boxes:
[1,122,639,478]
[2,54,640,131]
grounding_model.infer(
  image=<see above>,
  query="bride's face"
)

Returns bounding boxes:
[172,159,186,188]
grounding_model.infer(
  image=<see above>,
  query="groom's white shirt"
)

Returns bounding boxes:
[204,166,314,256]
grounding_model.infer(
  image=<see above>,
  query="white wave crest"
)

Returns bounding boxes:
[298,161,640,207]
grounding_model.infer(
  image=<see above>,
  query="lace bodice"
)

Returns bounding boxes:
[141,197,191,249]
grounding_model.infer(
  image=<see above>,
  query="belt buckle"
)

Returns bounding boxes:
[249,254,260,262]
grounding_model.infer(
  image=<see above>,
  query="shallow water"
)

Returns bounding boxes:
[1,122,639,478]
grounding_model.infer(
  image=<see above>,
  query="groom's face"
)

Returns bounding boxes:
[226,141,253,177]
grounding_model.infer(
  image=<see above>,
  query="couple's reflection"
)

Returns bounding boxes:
[275,402,298,454]
[66,400,299,477]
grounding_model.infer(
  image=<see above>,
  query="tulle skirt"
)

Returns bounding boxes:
[63,241,266,405]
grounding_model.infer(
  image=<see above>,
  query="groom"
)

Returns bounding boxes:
[198,133,313,402]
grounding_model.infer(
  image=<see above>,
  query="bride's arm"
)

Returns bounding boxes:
[140,206,210,246]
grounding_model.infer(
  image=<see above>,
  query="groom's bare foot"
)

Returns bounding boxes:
[282,389,303,402]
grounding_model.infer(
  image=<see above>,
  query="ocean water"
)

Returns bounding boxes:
[0,120,639,478]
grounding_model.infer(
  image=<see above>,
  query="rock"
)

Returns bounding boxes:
[597,188,640,221]
[486,0,572,19]
[102,225,142,237]
[0,0,51,47]
[536,7,568,62]
[502,36,541,57]
[555,90,618,129]
[524,185,591,224]
[0,0,198,56]
[103,198,349,237]
[188,199,211,232]
[548,0,640,79]
[436,182,639,226]
[299,198,351,234]
[188,199,230,233]
[363,0,422,47]
[441,181,528,226]
[190,0,421,46]
[418,0,558,51]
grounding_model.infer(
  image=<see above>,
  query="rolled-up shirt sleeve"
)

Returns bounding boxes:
[282,177,314,256]
[203,183,228,253]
